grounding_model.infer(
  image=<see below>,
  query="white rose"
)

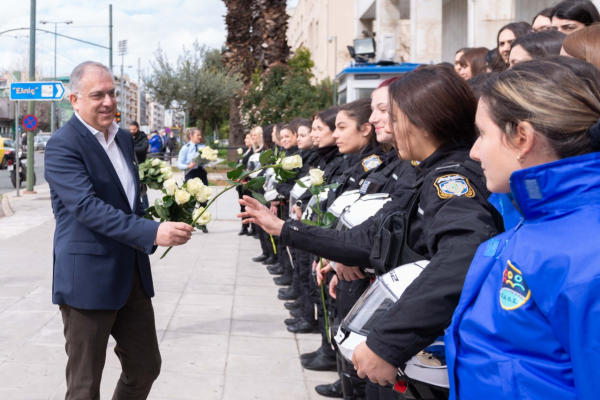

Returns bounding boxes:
[309,168,324,186]
[237,148,243,155]
[192,207,211,225]
[174,188,191,205]
[165,171,174,179]
[214,140,219,144]
[152,158,160,167]
[163,178,178,196]
[160,167,171,175]
[195,185,213,203]
[160,161,168,168]
[281,154,303,170]
[186,178,204,196]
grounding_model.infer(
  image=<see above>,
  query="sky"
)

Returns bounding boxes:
[0,0,228,83]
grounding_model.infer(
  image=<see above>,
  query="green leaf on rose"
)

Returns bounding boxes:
[259,149,273,166]
[323,183,341,191]
[147,182,160,190]
[250,190,267,205]
[245,176,266,191]
[294,179,308,188]
[227,164,245,180]
[301,219,319,226]
[322,212,337,229]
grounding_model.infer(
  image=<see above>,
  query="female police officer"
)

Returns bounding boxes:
[238,65,504,399]
[446,57,600,400]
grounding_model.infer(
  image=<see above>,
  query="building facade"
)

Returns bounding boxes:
[147,97,165,133]
[288,0,600,78]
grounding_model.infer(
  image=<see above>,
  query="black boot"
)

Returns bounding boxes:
[268,264,285,275]
[252,254,269,263]
[247,223,256,236]
[288,318,319,334]
[278,287,300,300]
[238,225,248,235]
[284,301,301,310]
[261,256,278,265]
[315,380,343,398]
[289,308,304,318]
[301,351,337,370]
[301,344,329,362]
[274,269,293,286]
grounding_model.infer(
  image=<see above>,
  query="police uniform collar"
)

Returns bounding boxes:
[316,145,341,162]
[414,142,472,180]
[510,151,600,221]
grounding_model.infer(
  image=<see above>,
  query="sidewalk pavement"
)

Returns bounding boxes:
[0,179,336,399]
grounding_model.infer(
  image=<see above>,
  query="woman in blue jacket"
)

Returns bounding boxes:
[446,57,600,399]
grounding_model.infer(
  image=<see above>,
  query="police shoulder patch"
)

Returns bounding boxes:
[433,174,475,199]
[500,260,531,310]
[410,160,420,167]
[362,155,382,172]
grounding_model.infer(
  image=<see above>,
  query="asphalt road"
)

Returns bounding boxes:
[0,151,46,195]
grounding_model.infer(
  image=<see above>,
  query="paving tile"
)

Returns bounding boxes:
[232,306,290,322]
[150,371,224,399]
[173,304,232,319]
[226,353,304,378]
[160,332,229,353]
[0,296,20,310]
[185,282,235,295]
[230,320,294,339]
[179,292,234,307]
[233,294,285,309]
[235,275,280,287]
[152,291,182,305]
[160,347,227,374]
[222,374,308,400]
[8,342,66,365]
[234,285,281,297]
[152,302,177,316]
[0,362,65,392]
[153,280,187,293]
[168,317,231,335]
[228,335,298,357]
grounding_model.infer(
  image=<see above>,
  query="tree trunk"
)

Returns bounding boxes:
[228,95,244,148]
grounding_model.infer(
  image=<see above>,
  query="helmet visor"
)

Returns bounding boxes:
[342,278,397,336]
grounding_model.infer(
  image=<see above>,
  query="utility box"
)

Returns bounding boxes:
[336,63,421,105]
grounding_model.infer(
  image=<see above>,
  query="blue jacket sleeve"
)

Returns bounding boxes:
[545,277,600,399]
[44,135,160,254]
[177,145,190,171]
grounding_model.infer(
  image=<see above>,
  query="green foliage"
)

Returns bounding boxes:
[240,47,334,129]
[143,41,242,133]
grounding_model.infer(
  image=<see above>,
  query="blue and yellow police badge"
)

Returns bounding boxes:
[433,174,475,199]
[500,261,531,310]
[362,155,382,172]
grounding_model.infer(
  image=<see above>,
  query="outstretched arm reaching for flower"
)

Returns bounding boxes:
[238,195,285,236]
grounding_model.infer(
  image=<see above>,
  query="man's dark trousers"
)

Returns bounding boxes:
[60,265,160,400]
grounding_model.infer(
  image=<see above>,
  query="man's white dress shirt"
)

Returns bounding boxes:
[75,113,137,211]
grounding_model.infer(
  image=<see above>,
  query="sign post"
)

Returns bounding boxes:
[9,82,65,194]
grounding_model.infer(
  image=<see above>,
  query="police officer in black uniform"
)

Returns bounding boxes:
[238,66,504,400]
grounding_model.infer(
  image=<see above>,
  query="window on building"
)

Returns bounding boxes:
[338,89,347,105]
[356,88,375,100]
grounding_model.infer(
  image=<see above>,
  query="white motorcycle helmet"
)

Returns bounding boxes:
[328,189,361,219]
[289,176,312,218]
[338,193,392,231]
[301,189,330,220]
[334,260,449,391]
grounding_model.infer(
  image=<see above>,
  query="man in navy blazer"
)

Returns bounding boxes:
[44,61,193,399]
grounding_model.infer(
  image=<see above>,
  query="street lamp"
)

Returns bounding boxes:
[39,19,72,134]
[118,40,128,128]
[328,35,338,105]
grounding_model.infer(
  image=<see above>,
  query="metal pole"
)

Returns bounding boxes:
[26,0,36,193]
[137,57,141,123]
[120,62,124,128]
[51,22,57,134]
[109,5,113,73]
[15,101,20,197]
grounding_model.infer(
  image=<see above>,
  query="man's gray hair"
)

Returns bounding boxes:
[70,61,113,95]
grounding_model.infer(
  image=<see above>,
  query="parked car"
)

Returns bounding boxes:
[35,134,51,150]
[0,137,17,169]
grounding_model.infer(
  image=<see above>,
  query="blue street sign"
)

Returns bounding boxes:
[9,82,65,101]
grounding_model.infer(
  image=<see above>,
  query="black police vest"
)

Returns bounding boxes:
[359,157,403,195]
[369,159,483,276]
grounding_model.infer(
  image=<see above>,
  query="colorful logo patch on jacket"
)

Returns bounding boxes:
[433,174,475,199]
[362,155,382,172]
[500,260,531,310]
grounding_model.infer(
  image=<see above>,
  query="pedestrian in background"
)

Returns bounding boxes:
[177,127,208,185]
[130,120,150,210]
[166,130,178,165]
[44,60,193,400]
[149,130,161,154]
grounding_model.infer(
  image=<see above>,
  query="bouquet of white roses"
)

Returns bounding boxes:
[147,146,303,259]
[139,158,174,190]
[193,146,220,165]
